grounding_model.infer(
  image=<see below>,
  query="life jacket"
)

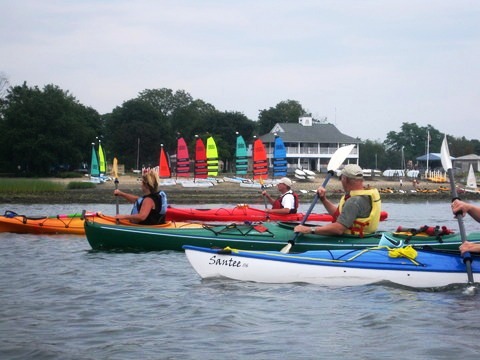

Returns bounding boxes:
[334,188,381,237]
[272,190,299,214]
[131,191,168,225]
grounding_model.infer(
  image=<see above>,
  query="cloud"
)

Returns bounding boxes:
[1,0,479,141]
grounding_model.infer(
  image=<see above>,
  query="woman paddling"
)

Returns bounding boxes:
[114,169,167,225]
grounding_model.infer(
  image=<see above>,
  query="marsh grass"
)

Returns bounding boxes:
[67,181,96,190]
[0,178,66,193]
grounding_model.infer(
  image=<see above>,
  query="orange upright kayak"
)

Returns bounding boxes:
[165,205,389,223]
[0,210,202,235]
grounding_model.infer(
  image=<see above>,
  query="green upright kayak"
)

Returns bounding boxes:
[84,219,480,252]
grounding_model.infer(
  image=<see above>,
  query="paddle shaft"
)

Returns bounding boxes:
[113,157,119,216]
[115,178,119,215]
[288,171,333,246]
[447,167,474,285]
[261,184,268,210]
[280,144,355,254]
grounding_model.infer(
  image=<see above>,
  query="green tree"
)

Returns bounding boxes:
[384,123,443,169]
[200,111,256,172]
[138,88,193,117]
[106,99,170,170]
[170,99,217,142]
[257,100,306,135]
[448,136,478,157]
[358,140,387,170]
[0,82,101,175]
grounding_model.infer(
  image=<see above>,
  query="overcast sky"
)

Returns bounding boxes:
[1,1,479,142]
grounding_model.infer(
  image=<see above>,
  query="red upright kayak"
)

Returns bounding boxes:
[165,205,388,223]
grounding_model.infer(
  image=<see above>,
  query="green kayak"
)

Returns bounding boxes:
[84,219,480,252]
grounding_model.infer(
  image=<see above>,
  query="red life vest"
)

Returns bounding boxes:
[272,191,299,214]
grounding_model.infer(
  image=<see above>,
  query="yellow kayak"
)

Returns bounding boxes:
[0,210,202,235]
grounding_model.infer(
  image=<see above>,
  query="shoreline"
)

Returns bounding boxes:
[1,175,478,204]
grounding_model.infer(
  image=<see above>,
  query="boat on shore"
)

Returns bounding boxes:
[183,245,479,289]
[0,211,201,235]
[252,138,268,181]
[84,219,480,252]
[273,135,287,177]
[165,205,389,223]
[460,164,479,194]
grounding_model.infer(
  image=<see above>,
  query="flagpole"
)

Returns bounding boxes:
[426,130,430,174]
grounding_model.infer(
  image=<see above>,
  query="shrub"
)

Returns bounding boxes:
[67,181,97,190]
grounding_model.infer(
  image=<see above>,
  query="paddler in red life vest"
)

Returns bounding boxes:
[295,164,382,237]
[262,177,299,215]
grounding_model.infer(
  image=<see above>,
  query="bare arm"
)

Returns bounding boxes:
[114,189,140,204]
[452,199,480,222]
[294,222,346,236]
[266,207,291,215]
[261,191,275,206]
[317,186,338,216]
[115,197,154,223]
[460,241,480,254]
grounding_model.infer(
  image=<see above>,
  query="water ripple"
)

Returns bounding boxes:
[2,202,480,359]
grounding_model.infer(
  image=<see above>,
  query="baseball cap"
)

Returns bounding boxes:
[278,177,293,187]
[340,164,363,179]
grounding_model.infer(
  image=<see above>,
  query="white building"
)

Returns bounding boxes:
[259,116,360,173]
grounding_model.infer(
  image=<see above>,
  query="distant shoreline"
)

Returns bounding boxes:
[1,175,478,204]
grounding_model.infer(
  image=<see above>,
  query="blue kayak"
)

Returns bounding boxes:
[183,245,479,289]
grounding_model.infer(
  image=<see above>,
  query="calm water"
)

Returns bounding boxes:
[2,200,480,360]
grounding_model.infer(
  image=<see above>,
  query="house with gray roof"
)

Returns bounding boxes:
[453,154,480,173]
[259,116,361,173]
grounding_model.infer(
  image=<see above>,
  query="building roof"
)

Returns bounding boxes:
[416,153,455,161]
[454,154,480,161]
[259,123,360,143]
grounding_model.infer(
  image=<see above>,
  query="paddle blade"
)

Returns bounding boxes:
[280,243,292,254]
[327,144,355,172]
[112,157,119,179]
[440,135,452,171]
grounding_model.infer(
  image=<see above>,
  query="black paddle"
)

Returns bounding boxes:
[440,135,475,293]
[259,177,268,209]
[113,157,119,216]
[280,144,355,254]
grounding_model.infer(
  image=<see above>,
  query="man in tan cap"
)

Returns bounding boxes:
[262,177,299,214]
[295,164,381,237]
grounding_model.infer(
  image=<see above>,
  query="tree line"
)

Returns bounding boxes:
[0,78,478,176]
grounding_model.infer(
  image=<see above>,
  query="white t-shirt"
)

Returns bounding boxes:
[281,190,296,210]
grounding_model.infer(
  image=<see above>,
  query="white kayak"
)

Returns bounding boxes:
[303,169,316,177]
[183,245,479,289]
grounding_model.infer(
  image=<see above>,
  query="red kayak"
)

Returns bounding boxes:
[165,205,388,223]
